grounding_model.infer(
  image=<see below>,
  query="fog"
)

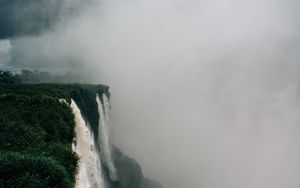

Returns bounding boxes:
[2,0,300,187]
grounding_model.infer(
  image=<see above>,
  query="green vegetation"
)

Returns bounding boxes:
[0,152,72,188]
[0,83,109,137]
[0,71,21,84]
[0,70,82,84]
[0,94,77,188]
[0,83,109,188]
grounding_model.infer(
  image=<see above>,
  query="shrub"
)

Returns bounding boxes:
[0,152,73,188]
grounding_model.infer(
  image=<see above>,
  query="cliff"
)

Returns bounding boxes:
[0,84,161,188]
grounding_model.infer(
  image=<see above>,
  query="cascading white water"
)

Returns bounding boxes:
[71,99,105,188]
[96,94,118,181]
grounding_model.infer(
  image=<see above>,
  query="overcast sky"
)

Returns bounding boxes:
[1,0,300,187]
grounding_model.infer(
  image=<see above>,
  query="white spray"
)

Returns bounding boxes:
[71,99,105,188]
[96,94,118,181]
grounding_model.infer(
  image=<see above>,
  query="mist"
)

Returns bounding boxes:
[2,0,300,187]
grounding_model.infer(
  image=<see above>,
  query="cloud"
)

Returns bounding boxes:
[0,40,11,66]
[0,0,61,38]
[2,0,300,187]
[0,0,92,39]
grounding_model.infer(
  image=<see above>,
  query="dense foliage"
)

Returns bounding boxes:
[0,70,87,84]
[0,83,109,188]
[0,71,21,84]
[0,83,109,136]
[0,94,77,188]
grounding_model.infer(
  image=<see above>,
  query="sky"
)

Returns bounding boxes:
[1,0,300,187]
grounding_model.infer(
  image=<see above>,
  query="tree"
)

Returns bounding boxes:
[0,71,21,84]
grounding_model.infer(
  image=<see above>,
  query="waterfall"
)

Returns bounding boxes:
[71,99,105,188]
[96,94,118,181]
